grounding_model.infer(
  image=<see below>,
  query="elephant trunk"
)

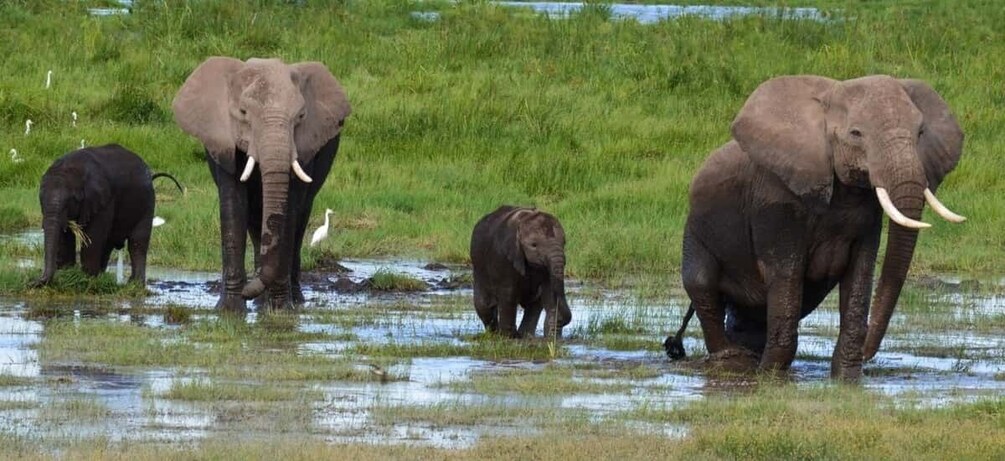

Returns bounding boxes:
[546,250,571,337]
[37,202,67,287]
[864,140,927,360]
[241,124,294,304]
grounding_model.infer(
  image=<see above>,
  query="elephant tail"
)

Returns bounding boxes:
[663,302,695,360]
[152,172,185,195]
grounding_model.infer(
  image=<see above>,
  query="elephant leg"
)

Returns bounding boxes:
[56,229,76,269]
[79,216,114,277]
[498,294,522,339]
[287,180,312,306]
[209,159,249,312]
[126,217,154,284]
[473,284,499,333]
[518,297,543,338]
[682,236,731,354]
[833,235,879,381]
[289,141,339,305]
[760,269,804,371]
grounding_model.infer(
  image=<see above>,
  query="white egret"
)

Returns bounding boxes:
[45,70,52,89]
[310,208,334,247]
[24,119,33,136]
[9,149,23,164]
[72,111,78,127]
[80,139,86,149]
[116,250,124,284]
[152,216,166,227]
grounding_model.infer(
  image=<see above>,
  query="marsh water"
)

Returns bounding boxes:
[0,252,1003,448]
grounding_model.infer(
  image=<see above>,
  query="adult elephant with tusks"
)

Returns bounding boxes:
[665,75,965,381]
[173,57,351,311]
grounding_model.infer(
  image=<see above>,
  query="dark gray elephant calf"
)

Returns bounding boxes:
[34,144,182,287]
[470,206,572,338]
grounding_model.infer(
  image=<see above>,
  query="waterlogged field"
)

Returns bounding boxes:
[1,1,1005,459]
[0,261,1003,458]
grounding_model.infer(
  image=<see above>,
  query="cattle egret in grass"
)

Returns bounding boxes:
[24,120,33,136]
[310,208,334,247]
[116,250,124,284]
[152,216,166,227]
[45,70,52,89]
[80,139,86,149]
[9,149,23,164]
[72,111,78,127]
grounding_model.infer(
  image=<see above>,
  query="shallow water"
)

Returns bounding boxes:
[0,260,1002,448]
[412,2,828,24]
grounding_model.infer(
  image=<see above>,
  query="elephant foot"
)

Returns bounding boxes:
[664,335,687,360]
[703,348,760,374]
[830,362,863,383]
[216,294,247,312]
[291,285,306,305]
[241,278,267,300]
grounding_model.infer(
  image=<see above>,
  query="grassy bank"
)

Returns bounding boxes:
[1,0,1002,285]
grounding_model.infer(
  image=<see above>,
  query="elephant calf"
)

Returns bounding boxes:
[471,206,572,339]
[34,144,182,287]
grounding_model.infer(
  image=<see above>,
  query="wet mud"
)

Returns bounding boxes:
[0,258,1002,448]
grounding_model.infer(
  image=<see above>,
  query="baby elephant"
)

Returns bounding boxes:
[471,206,572,338]
[34,144,181,287]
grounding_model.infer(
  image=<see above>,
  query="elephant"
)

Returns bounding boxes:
[471,206,572,339]
[665,75,965,380]
[33,144,183,287]
[172,57,351,311]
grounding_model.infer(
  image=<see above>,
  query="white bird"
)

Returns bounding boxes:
[9,149,23,164]
[80,139,86,149]
[72,111,78,127]
[152,216,166,227]
[116,250,124,284]
[45,70,52,89]
[24,119,33,136]
[310,208,334,247]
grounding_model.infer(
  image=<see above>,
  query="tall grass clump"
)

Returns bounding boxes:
[0,1,1000,285]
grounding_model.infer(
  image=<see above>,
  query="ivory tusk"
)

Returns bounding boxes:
[239,157,256,182]
[924,189,966,223]
[875,188,931,229]
[292,160,313,183]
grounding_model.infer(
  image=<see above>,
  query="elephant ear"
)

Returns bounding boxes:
[172,57,245,174]
[292,62,352,164]
[495,208,532,275]
[731,76,838,212]
[899,79,964,192]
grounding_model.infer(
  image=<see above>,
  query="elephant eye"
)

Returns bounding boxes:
[239,108,247,116]
[849,129,863,137]
[918,128,925,138]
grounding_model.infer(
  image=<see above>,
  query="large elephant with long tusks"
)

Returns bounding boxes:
[666,75,964,381]
[173,57,351,311]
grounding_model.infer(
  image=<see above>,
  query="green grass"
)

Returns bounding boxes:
[446,365,636,395]
[161,379,313,402]
[0,1,1000,289]
[36,318,399,382]
[350,333,567,361]
[368,269,428,292]
[0,374,34,387]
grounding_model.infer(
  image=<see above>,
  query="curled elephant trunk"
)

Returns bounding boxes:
[546,253,571,338]
[865,181,965,359]
[241,143,293,303]
[865,169,926,360]
[36,212,65,287]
